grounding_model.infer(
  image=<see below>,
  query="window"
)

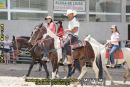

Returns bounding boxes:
[0,0,7,9]
[11,12,47,20]
[126,0,130,22]
[30,0,47,10]
[0,12,7,20]
[89,0,121,22]
[54,13,86,21]
[89,14,121,22]
[89,0,121,13]
[10,0,48,10]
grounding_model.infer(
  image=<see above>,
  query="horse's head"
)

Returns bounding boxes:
[28,25,47,45]
[84,35,104,48]
[84,35,91,42]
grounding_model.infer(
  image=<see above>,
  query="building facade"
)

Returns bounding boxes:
[0,0,130,44]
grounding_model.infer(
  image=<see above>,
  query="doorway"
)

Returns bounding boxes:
[128,24,130,40]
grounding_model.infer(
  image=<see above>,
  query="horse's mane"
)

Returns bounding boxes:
[84,35,104,48]
[18,36,30,40]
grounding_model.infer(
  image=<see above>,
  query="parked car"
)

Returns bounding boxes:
[125,40,130,48]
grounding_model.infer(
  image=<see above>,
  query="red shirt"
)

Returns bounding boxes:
[57,25,64,38]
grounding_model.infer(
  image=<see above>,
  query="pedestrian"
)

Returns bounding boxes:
[2,35,12,64]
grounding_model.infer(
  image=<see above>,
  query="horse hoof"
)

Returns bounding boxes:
[73,82,79,87]
[123,78,127,83]
[46,76,50,79]
[124,80,126,83]
[63,76,67,79]
[23,75,27,79]
[123,76,128,83]
[111,81,114,85]
[56,74,60,78]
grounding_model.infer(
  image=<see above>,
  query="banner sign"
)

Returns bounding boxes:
[0,0,6,9]
[54,0,86,12]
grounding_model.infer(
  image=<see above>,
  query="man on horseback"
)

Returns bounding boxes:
[63,9,80,65]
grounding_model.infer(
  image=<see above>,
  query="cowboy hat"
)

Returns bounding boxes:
[45,16,52,20]
[65,9,77,16]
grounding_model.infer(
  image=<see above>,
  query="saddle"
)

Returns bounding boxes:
[105,48,123,59]
[70,40,86,50]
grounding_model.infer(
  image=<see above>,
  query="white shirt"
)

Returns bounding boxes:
[68,17,80,35]
[2,40,12,49]
[111,32,120,45]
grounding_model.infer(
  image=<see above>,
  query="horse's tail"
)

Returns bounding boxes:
[96,53,103,79]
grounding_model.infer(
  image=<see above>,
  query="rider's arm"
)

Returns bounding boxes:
[48,22,56,34]
[110,39,119,43]
[65,27,78,33]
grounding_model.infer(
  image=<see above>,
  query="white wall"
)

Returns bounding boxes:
[0,20,128,43]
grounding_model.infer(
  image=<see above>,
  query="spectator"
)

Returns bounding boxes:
[2,35,12,64]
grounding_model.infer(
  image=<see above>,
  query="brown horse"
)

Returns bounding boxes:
[28,25,60,79]
[29,24,103,81]
[12,36,30,50]
[12,30,50,78]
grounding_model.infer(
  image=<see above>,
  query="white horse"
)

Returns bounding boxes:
[84,35,130,83]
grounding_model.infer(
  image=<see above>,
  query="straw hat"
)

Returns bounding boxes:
[45,16,52,20]
[65,9,77,16]
[111,25,116,29]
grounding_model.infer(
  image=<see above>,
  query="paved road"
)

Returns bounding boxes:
[0,63,130,87]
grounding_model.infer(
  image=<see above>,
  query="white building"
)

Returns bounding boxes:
[0,0,130,44]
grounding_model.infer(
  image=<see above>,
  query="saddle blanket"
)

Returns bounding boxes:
[70,41,86,50]
[105,49,123,59]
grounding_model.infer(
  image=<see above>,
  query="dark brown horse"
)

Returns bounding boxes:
[12,36,30,50]
[29,24,103,81]
[28,25,60,79]
[12,30,50,78]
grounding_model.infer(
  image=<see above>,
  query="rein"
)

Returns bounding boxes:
[29,37,54,52]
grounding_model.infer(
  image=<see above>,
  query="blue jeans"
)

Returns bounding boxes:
[109,44,119,64]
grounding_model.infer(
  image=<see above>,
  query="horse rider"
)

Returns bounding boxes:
[44,16,56,34]
[63,9,80,65]
[37,16,62,63]
[107,25,120,68]
[56,21,64,38]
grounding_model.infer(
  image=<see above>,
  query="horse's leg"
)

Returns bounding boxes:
[77,63,87,80]
[38,62,42,71]
[26,60,35,77]
[51,60,58,79]
[122,48,130,83]
[92,59,99,79]
[73,62,87,87]
[123,62,130,83]
[42,61,49,79]
[101,51,114,84]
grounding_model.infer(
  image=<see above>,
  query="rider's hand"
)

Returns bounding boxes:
[32,40,37,45]
[107,40,111,43]
[65,29,71,33]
